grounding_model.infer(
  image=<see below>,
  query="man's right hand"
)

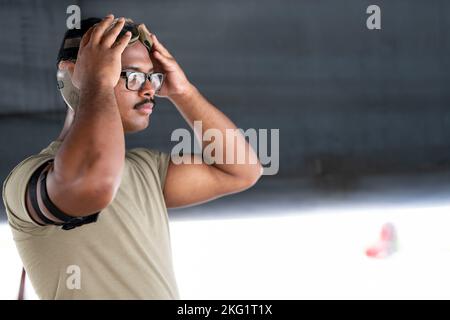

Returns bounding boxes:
[70,15,131,90]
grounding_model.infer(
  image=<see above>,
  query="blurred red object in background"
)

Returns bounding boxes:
[366,222,398,259]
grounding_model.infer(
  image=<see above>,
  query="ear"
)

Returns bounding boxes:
[58,60,75,76]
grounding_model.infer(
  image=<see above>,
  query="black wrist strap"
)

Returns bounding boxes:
[30,160,100,230]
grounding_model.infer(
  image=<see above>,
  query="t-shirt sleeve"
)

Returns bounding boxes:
[128,148,171,190]
[2,155,54,232]
[157,151,171,190]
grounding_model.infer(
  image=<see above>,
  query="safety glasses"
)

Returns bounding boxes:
[120,71,164,92]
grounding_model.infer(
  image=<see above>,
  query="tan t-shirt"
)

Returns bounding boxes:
[2,140,179,299]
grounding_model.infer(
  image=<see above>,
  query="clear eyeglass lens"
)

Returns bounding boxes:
[126,72,163,91]
[127,72,146,90]
[150,74,163,91]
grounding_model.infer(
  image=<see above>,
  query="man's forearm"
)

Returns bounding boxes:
[169,85,261,179]
[55,84,125,192]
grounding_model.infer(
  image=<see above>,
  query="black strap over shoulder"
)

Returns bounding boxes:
[29,160,100,231]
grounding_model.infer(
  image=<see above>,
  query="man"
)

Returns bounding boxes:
[2,15,262,299]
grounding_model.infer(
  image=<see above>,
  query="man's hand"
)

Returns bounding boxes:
[70,15,132,90]
[149,34,193,99]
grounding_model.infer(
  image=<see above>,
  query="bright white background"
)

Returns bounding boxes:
[2,201,450,300]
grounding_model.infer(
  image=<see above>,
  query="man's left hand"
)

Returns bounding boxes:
[150,34,193,99]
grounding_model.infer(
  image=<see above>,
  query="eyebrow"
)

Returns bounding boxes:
[122,66,154,73]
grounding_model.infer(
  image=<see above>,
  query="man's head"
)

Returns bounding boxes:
[56,17,161,133]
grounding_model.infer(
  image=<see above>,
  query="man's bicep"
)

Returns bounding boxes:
[45,164,112,217]
[24,161,108,228]
[163,154,247,208]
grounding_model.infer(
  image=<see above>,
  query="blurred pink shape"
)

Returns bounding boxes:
[365,223,397,259]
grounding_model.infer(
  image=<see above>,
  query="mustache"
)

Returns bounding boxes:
[134,98,155,109]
